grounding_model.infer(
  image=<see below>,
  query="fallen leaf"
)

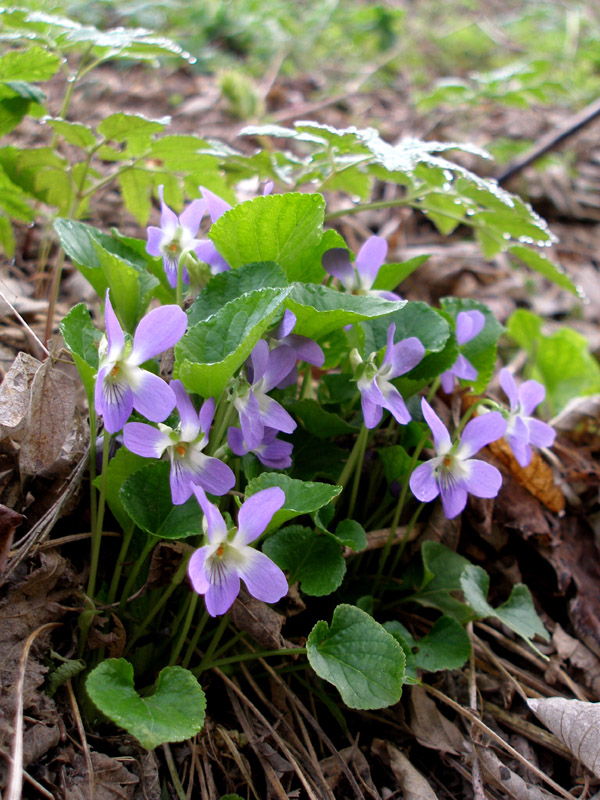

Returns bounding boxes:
[476,746,553,800]
[551,394,600,432]
[372,739,438,799]
[64,751,139,800]
[527,697,600,778]
[408,685,465,755]
[0,352,40,436]
[553,624,600,699]
[0,504,23,577]
[230,587,288,650]
[19,360,76,474]
[488,437,565,513]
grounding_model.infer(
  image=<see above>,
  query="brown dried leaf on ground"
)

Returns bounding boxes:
[527,697,600,779]
[87,613,127,658]
[0,504,23,576]
[552,625,600,700]
[146,540,185,590]
[488,438,565,513]
[372,738,438,799]
[19,359,76,474]
[475,746,559,800]
[320,744,381,800]
[64,751,139,800]
[0,351,40,437]
[230,587,288,650]
[408,686,466,755]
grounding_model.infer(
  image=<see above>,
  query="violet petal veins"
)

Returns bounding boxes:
[188,486,288,616]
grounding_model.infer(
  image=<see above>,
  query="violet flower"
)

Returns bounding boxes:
[146,186,206,288]
[188,485,288,616]
[270,310,325,389]
[233,340,297,450]
[440,310,485,394]
[192,186,231,274]
[123,380,235,504]
[499,368,555,467]
[352,323,425,428]
[410,398,507,519]
[322,236,401,300]
[228,426,293,470]
[95,291,187,434]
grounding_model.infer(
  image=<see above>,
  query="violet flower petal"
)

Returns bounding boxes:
[355,235,387,290]
[527,418,556,449]
[129,305,187,366]
[322,248,355,289]
[262,345,297,392]
[104,290,125,361]
[123,422,171,458]
[205,567,240,617]
[169,460,196,505]
[258,395,296,434]
[277,309,296,339]
[361,395,382,429]
[158,185,179,231]
[440,370,455,394]
[509,437,532,467]
[450,353,478,382]
[198,397,215,436]
[249,339,270,384]
[146,226,164,258]
[96,365,134,433]
[171,379,200,441]
[238,391,263,450]
[132,371,177,422]
[388,336,425,378]
[237,548,288,603]
[227,426,247,456]
[381,384,411,425]
[499,368,519,411]
[188,546,210,594]
[461,459,503,498]
[179,198,206,236]
[440,483,468,519]
[421,399,451,455]
[186,451,235,496]
[409,460,440,502]
[455,310,485,346]
[457,412,506,460]
[257,437,293,469]
[192,485,227,543]
[200,186,231,222]
[519,380,546,416]
[194,240,230,273]
[283,334,325,367]
[236,487,285,545]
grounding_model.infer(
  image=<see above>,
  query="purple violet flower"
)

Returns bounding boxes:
[123,380,235,504]
[233,340,297,450]
[410,398,507,519]
[228,426,293,469]
[440,310,485,394]
[95,291,187,434]
[270,310,325,389]
[188,485,288,616]
[322,236,401,301]
[146,186,206,288]
[192,187,232,274]
[499,368,555,467]
[353,323,425,428]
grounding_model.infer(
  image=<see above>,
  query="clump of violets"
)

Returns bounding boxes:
[322,235,401,300]
[351,323,425,428]
[269,309,325,388]
[228,426,293,470]
[440,310,485,393]
[499,368,555,467]
[410,398,507,519]
[95,291,187,434]
[123,380,235,504]
[188,485,288,616]
[146,186,206,288]
[232,340,297,449]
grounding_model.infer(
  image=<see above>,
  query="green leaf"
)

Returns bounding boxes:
[440,297,504,393]
[46,658,86,697]
[120,461,203,539]
[460,565,549,650]
[94,447,148,532]
[509,245,578,296]
[289,430,347,482]
[174,288,289,398]
[92,238,141,332]
[333,519,367,551]
[287,283,405,339]
[371,256,429,292]
[412,616,471,672]
[307,604,405,709]
[44,117,97,149]
[209,193,326,283]
[59,303,101,400]
[86,659,206,750]
[408,542,474,623]
[245,473,342,532]
[263,525,346,596]
[0,47,61,82]
[187,262,288,326]
[291,399,357,439]
[378,445,413,487]
[119,168,154,226]
[98,112,167,142]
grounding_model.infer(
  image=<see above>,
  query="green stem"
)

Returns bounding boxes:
[300,365,314,400]
[387,501,425,577]
[347,425,369,520]
[124,553,190,655]
[118,538,155,614]
[162,743,187,800]
[106,521,135,606]
[88,406,98,548]
[175,254,184,308]
[195,614,230,675]
[169,592,198,666]
[208,397,235,456]
[181,608,209,669]
[87,429,110,599]
[199,646,306,673]
[335,425,369,498]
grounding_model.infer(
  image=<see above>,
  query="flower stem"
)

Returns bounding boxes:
[106,521,135,606]
[335,424,369,497]
[169,591,198,666]
[181,608,209,669]
[88,406,98,549]
[176,255,184,308]
[200,646,306,672]
[87,429,110,599]
[347,425,369,520]
[194,614,230,675]
[208,395,235,456]
[118,538,155,614]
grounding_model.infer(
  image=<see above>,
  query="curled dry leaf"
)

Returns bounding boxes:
[19,360,76,475]
[527,697,600,778]
[488,437,565,514]
[230,586,288,650]
[372,738,438,800]
[0,504,23,577]
[475,746,558,800]
[0,352,40,437]
[408,685,466,755]
[550,394,600,432]
[553,624,600,699]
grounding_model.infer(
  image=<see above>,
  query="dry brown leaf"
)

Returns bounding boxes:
[553,624,600,699]
[0,352,40,436]
[0,504,23,577]
[408,685,466,755]
[19,360,76,474]
[551,394,600,432]
[476,746,558,800]
[527,697,600,778]
[372,739,438,799]
[230,587,287,650]
[64,751,139,800]
[488,437,565,513]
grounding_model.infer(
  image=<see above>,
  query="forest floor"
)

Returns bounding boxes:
[1,52,600,800]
